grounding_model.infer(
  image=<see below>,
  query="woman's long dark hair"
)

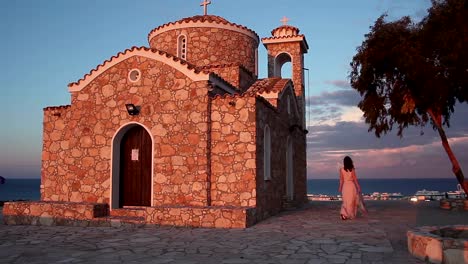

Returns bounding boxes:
[343,156,354,172]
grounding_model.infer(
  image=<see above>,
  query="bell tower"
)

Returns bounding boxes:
[262,18,309,123]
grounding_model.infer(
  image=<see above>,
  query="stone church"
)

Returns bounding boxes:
[4,6,309,228]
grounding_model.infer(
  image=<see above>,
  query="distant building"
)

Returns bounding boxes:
[4,7,308,228]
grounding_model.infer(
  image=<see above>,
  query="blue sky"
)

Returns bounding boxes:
[1,0,467,181]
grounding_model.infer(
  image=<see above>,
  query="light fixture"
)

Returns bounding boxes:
[125,104,140,116]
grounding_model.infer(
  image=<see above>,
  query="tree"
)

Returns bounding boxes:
[350,0,468,196]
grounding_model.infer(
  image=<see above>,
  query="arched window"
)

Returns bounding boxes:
[263,125,271,180]
[177,34,187,60]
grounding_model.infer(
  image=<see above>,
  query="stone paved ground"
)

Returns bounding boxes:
[0,201,467,264]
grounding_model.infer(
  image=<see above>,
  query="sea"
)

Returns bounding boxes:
[308,178,460,196]
[0,178,461,201]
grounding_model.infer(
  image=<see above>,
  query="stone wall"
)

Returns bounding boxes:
[3,201,256,228]
[149,28,258,74]
[266,42,305,98]
[255,88,308,219]
[201,64,256,92]
[41,55,211,207]
[291,129,308,205]
[265,42,307,131]
[210,95,257,207]
[145,206,256,228]
[3,201,108,225]
[255,98,288,219]
[41,105,71,200]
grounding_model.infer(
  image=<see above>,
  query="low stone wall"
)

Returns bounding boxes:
[3,201,109,226]
[407,225,468,264]
[145,206,256,228]
[3,201,257,228]
[439,199,468,210]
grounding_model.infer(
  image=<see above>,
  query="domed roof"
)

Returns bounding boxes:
[148,15,259,43]
[178,15,230,24]
[261,24,309,52]
[270,25,301,37]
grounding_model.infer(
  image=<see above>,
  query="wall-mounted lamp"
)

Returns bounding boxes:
[125,104,140,116]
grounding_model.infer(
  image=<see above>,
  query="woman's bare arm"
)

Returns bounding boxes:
[352,169,361,193]
[338,168,344,193]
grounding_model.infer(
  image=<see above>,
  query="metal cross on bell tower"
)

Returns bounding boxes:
[200,0,211,15]
[281,16,289,25]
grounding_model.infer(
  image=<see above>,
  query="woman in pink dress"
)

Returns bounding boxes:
[338,156,365,220]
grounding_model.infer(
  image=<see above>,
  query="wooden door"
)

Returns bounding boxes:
[120,126,151,207]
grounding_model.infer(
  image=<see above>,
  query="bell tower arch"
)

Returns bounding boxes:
[262,23,309,94]
[262,21,309,124]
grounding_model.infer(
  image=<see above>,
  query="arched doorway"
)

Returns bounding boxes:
[111,124,152,208]
[286,136,294,200]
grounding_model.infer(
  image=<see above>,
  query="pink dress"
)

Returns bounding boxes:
[340,168,358,219]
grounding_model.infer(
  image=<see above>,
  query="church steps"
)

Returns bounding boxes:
[105,215,146,227]
[110,207,146,218]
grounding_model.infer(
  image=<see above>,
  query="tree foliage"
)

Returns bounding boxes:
[350,0,468,195]
[351,0,467,136]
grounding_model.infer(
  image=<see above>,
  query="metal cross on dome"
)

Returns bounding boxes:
[200,0,211,15]
[281,16,289,25]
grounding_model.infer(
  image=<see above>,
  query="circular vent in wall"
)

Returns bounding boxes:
[128,69,141,82]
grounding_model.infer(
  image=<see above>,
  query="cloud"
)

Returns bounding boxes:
[308,89,360,107]
[341,107,363,122]
[376,0,430,22]
[308,133,468,179]
[306,103,468,179]
[324,80,350,89]
[306,89,362,127]
[305,81,468,180]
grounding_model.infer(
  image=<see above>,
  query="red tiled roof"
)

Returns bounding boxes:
[271,25,300,36]
[245,78,292,95]
[179,15,230,24]
[148,15,259,42]
[261,34,307,41]
[43,105,71,111]
[68,46,210,88]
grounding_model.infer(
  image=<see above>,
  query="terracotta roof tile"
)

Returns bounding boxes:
[245,78,291,95]
[261,34,307,41]
[68,46,210,88]
[271,25,300,36]
[211,93,247,100]
[148,15,259,43]
[179,15,230,24]
[43,105,71,111]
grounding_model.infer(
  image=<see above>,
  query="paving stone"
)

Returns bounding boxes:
[1,201,466,263]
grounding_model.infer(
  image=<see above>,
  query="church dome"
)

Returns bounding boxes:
[174,15,230,24]
[270,25,301,37]
[147,15,259,74]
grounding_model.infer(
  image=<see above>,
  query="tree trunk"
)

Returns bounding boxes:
[428,109,468,199]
